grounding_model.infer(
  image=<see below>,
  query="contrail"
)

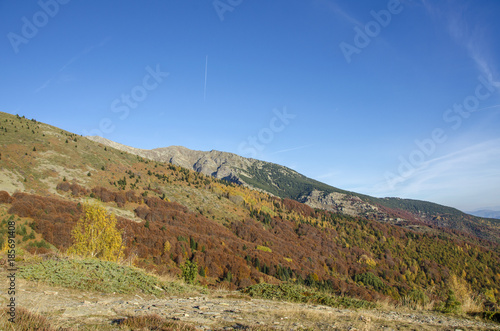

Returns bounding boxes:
[35,37,111,93]
[204,55,208,101]
[270,144,316,155]
[474,104,500,112]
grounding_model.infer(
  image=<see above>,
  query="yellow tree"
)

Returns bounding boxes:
[68,202,123,261]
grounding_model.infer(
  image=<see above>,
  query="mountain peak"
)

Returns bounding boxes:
[85,134,500,244]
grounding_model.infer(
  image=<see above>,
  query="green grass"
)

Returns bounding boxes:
[241,282,376,309]
[18,258,198,295]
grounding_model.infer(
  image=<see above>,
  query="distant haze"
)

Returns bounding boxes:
[467,209,500,220]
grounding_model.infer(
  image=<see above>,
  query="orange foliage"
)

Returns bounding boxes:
[0,191,12,203]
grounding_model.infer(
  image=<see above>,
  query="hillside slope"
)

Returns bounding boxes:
[1,111,499,311]
[86,136,500,244]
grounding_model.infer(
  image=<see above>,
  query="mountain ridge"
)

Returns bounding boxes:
[1,111,499,319]
[468,209,500,220]
[87,135,500,244]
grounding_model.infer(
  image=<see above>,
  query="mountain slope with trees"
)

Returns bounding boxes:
[87,135,500,244]
[1,111,499,315]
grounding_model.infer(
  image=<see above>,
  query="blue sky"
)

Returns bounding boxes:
[1,0,499,212]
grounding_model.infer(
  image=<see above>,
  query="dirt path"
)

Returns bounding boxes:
[1,275,499,331]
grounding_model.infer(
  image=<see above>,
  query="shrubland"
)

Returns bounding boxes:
[0,111,499,326]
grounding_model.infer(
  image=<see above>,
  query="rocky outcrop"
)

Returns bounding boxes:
[300,190,379,217]
[85,136,416,223]
[86,136,500,242]
[86,136,253,183]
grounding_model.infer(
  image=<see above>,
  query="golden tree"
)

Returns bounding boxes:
[68,202,123,261]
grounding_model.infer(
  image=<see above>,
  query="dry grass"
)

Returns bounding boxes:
[386,279,481,315]
[398,293,436,311]
[144,268,208,297]
[0,168,25,194]
[376,297,397,311]
[114,314,197,330]
[383,286,437,313]
[221,293,253,301]
[0,307,58,331]
[154,270,182,284]
[213,281,231,293]
[271,306,338,323]
[448,274,483,313]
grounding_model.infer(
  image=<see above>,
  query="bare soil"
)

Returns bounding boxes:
[1,270,499,330]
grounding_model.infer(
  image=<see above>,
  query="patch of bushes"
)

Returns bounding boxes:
[354,272,386,292]
[437,290,462,314]
[256,245,272,253]
[27,239,51,249]
[25,240,53,254]
[181,260,198,284]
[0,191,12,204]
[19,258,192,295]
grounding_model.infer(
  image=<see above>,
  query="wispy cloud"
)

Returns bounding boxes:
[313,0,362,26]
[476,104,500,112]
[270,144,316,155]
[420,1,500,88]
[316,170,340,180]
[35,37,111,93]
[370,138,500,209]
[34,80,51,93]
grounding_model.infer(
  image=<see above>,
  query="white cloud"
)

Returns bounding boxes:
[370,138,500,210]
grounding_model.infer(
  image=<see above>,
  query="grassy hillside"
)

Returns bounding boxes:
[78,116,500,243]
[239,157,500,243]
[1,111,499,311]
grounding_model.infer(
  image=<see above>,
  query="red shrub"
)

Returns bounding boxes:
[9,193,80,249]
[0,191,12,203]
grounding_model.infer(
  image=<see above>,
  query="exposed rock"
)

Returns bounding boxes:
[300,190,378,217]
[86,136,253,183]
[85,135,500,244]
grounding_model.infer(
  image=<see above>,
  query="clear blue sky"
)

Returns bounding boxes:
[1,0,499,212]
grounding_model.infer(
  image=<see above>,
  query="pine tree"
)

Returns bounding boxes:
[181,260,198,284]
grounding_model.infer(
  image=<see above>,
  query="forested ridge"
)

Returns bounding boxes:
[0,111,499,310]
[239,162,500,244]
